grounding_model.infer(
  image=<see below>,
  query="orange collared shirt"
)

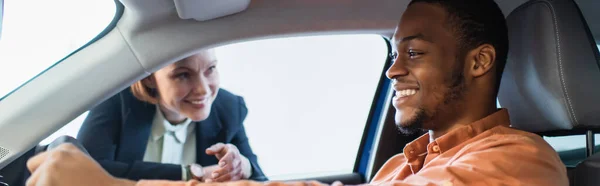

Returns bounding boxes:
[369,109,568,186]
[137,109,568,186]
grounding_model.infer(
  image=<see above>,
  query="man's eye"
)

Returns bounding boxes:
[407,50,423,58]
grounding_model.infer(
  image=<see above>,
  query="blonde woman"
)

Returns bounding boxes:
[77,50,265,182]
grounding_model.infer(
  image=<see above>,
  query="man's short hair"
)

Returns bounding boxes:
[409,0,509,92]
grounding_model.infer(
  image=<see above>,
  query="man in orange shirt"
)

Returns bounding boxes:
[25,0,569,185]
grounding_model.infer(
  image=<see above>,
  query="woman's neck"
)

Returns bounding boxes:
[157,104,186,125]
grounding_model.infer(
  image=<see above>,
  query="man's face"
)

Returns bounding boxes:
[387,3,467,134]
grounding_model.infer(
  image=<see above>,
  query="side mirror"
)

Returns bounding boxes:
[0,0,4,40]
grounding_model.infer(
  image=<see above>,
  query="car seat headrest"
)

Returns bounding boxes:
[498,0,600,134]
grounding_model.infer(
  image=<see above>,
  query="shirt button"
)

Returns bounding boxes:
[432,145,440,152]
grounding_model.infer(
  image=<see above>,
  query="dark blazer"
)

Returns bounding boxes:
[77,88,266,181]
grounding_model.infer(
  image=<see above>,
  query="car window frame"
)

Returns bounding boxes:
[0,0,124,101]
[353,37,393,179]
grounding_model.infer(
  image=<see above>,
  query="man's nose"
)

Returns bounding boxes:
[386,58,409,80]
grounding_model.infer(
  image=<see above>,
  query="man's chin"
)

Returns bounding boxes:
[396,121,425,135]
[395,108,427,135]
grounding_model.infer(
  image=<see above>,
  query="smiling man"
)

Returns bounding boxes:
[25,0,568,186]
[369,0,568,185]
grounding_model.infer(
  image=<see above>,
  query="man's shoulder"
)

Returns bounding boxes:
[459,126,568,185]
[472,125,556,153]
[488,125,545,142]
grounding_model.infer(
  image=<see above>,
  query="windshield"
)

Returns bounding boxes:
[39,34,389,179]
[0,0,116,99]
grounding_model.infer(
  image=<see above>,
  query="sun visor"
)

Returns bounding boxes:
[173,0,250,21]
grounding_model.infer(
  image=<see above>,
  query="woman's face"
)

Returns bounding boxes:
[144,50,220,123]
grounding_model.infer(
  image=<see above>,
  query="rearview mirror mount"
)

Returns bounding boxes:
[173,0,250,21]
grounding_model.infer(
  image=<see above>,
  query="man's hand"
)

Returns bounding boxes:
[205,143,245,182]
[26,143,135,186]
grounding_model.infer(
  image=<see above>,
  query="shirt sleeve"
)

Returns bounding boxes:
[182,165,188,181]
[240,155,253,179]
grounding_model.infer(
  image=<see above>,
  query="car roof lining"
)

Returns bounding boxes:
[117,0,407,74]
[116,0,597,75]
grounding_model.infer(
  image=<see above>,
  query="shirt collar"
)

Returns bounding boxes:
[150,105,194,143]
[403,109,511,159]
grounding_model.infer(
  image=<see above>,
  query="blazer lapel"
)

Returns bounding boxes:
[195,107,223,165]
[118,100,155,163]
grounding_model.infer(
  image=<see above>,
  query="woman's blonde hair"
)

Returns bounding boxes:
[131,77,159,104]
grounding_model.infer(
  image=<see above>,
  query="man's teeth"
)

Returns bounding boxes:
[189,101,203,104]
[396,89,417,98]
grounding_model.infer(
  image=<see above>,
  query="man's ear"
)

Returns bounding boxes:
[142,76,157,89]
[467,44,496,77]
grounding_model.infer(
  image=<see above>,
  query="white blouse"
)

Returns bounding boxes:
[143,106,196,180]
[142,105,252,180]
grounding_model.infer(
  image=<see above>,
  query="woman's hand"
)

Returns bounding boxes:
[205,143,246,182]
[188,164,220,182]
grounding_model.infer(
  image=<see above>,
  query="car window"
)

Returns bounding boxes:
[0,0,116,99]
[544,135,600,166]
[41,34,388,179]
[216,35,387,179]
